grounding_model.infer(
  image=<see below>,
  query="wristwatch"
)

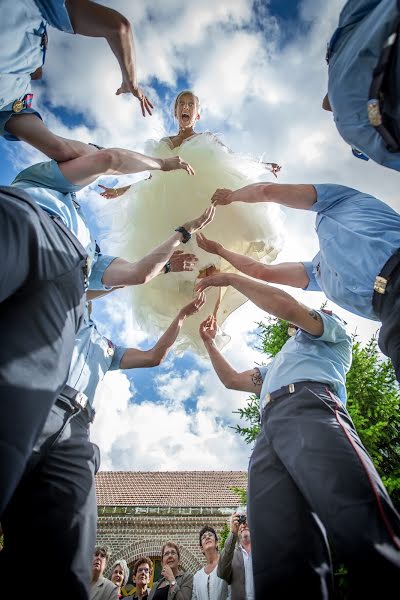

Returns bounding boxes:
[164,260,171,274]
[175,226,191,243]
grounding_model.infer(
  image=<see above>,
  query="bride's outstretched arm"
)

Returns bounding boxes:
[211,183,317,209]
[59,149,194,187]
[196,233,308,288]
[101,205,215,287]
[119,293,206,369]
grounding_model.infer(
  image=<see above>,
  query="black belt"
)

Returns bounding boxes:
[372,248,400,318]
[57,384,95,423]
[262,381,331,410]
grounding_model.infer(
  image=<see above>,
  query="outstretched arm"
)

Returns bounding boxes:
[102,205,215,287]
[120,294,206,368]
[211,183,317,210]
[60,149,194,187]
[196,233,309,288]
[66,0,153,116]
[196,274,324,336]
[199,316,263,394]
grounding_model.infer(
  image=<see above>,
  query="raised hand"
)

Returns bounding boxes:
[98,184,119,199]
[263,162,281,178]
[169,250,198,272]
[195,273,230,294]
[161,156,195,175]
[116,82,154,117]
[196,232,223,255]
[180,292,206,318]
[211,188,233,206]
[182,205,216,235]
[199,314,218,343]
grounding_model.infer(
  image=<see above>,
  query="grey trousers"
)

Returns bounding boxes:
[0,186,86,516]
[0,400,99,599]
[248,382,400,599]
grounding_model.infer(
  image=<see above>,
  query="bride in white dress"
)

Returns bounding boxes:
[100,90,285,355]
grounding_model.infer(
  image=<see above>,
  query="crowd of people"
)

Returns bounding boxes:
[89,513,251,600]
[1,0,400,598]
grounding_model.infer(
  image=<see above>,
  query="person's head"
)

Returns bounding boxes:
[161,542,180,573]
[174,90,200,130]
[110,559,129,592]
[199,525,219,555]
[132,556,153,589]
[92,546,111,578]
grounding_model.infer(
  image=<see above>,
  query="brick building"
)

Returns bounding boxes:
[96,470,247,592]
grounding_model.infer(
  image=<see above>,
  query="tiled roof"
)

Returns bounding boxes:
[96,471,247,507]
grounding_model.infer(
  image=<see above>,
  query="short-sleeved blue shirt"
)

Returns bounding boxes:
[327,0,400,171]
[11,160,116,290]
[303,184,400,320]
[0,0,74,111]
[67,315,128,408]
[257,311,352,412]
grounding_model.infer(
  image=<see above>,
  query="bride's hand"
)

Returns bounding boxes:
[98,185,119,199]
[264,162,281,178]
[116,82,154,117]
[161,156,195,176]
[169,250,198,272]
[183,205,216,235]
[196,233,223,256]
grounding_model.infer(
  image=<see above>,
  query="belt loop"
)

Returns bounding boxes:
[288,383,295,393]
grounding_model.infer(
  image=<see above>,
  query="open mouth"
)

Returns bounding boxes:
[181,112,190,122]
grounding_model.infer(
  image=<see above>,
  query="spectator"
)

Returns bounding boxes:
[90,546,118,600]
[149,542,193,599]
[218,513,253,600]
[132,557,153,599]
[192,526,228,600]
[110,559,129,598]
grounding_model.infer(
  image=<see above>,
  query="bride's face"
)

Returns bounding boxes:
[175,93,200,129]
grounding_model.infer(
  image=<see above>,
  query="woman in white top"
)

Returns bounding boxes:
[192,526,228,600]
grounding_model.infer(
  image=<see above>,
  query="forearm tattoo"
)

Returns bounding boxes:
[251,368,263,387]
[308,309,322,323]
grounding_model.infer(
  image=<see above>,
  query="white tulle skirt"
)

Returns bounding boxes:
[102,133,285,355]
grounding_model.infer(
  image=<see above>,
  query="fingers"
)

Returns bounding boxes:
[211,188,232,206]
[98,184,107,190]
[182,160,195,176]
[141,94,153,117]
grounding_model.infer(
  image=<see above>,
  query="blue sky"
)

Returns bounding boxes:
[1,0,399,471]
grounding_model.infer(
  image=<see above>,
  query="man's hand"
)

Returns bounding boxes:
[161,156,195,175]
[195,273,231,294]
[116,82,154,116]
[179,292,206,318]
[199,314,218,343]
[211,188,233,206]
[182,205,216,235]
[263,162,281,178]
[161,564,175,583]
[98,184,124,199]
[169,250,198,272]
[196,232,223,255]
[230,513,240,535]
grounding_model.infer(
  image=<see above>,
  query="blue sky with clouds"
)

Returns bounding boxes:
[1,0,399,471]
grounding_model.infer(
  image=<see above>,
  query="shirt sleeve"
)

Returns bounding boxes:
[109,346,129,371]
[310,184,361,214]
[302,311,351,344]
[302,261,322,292]
[88,254,117,290]
[255,366,268,381]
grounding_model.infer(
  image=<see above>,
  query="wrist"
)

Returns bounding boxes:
[175,226,191,243]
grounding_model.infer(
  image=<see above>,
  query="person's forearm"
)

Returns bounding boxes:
[102,232,183,287]
[106,16,137,89]
[226,274,303,322]
[203,339,240,389]
[231,182,317,209]
[219,248,309,288]
[149,312,186,364]
[108,148,164,174]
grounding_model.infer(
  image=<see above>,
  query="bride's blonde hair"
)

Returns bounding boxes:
[173,90,200,116]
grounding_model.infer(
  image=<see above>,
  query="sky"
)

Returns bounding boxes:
[1,0,399,472]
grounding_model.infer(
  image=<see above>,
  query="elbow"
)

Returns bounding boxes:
[107,12,132,37]
[146,350,167,367]
[224,375,240,390]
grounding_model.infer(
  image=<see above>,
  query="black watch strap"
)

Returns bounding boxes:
[164,260,171,274]
[175,226,191,244]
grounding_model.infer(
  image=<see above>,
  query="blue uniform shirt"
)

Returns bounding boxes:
[303,184,400,320]
[67,316,128,407]
[0,0,73,112]
[11,160,116,290]
[257,311,352,412]
[327,0,400,171]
